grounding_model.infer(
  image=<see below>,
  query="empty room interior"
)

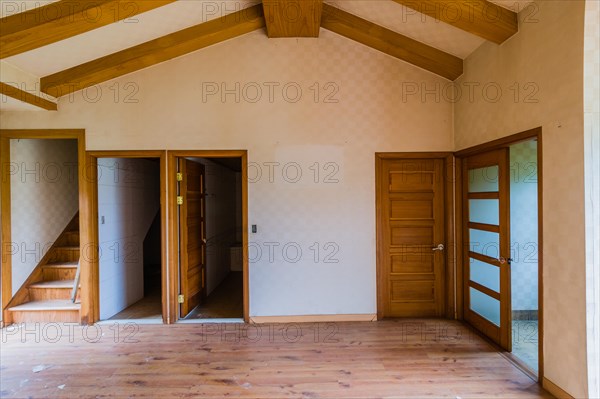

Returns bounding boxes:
[0,1,598,398]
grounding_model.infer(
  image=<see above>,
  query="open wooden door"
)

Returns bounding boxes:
[178,159,207,318]
[462,149,512,350]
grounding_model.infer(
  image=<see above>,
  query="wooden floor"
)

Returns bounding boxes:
[0,319,552,398]
[109,290,162,320]
[185,272,243,319]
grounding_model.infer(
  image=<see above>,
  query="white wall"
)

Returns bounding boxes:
[98,158,160,320]
[0,29,454,317]
[454,1,587,396]
[190,158,238,295]
[9,139,78,294]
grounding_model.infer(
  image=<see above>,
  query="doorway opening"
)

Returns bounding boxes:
[457,129,542,379]
[1,137,79,324]
[93,156,164,322]
[179,157,243,320]
[168,151,248,323]
[509,139,539,373]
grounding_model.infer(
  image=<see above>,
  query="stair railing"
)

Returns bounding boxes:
[71,259,81,303]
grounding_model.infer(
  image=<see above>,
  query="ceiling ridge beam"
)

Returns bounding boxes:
[40,5,266,98]
[0,0,177,59]
[321,3,462,80]
[263,0,323,38]
[0,81,57,110]
[391,0,518,44]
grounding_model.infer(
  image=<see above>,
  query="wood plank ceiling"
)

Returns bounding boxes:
[0,0,520,105]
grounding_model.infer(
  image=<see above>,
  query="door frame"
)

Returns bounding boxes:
[0,129,89,325]
[87,151,168,324]
[455,126,543,380]
[167,150,249,323]
[375,152,457,320]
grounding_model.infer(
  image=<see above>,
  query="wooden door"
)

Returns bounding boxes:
[378,157,445,318]
[462,149,511,350]
[178,159,207,318]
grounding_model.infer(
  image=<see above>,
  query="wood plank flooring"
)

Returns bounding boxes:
[0,319,552,398]
[185,272,243,319]
[108,291,162,320]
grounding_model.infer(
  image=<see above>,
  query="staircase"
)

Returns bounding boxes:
[5,213,80,323]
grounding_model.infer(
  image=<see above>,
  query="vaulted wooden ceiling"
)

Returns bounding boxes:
[0,0,526,110]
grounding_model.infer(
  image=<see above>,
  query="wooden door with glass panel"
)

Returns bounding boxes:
[463,149,511,350]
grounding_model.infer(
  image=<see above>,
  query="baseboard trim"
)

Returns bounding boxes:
[542,377,574,399]
[250,314,377,324]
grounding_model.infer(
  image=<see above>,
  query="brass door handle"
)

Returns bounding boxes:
[432,244,444,251]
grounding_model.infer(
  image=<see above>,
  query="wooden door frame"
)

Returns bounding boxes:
[0,129,90,325]
[375,152,457,320]
[87,151,168,324]
[167,150,249,323]
[454,126,543,380]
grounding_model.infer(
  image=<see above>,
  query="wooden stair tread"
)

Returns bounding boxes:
[44,261,78,268]
[9,300,80,312]
[29,280,75,289]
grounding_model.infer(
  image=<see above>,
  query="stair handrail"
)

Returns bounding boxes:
[71,259,81,303]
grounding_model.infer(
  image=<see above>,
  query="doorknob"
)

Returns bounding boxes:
[499,257,513,265]
[432,244,444,251]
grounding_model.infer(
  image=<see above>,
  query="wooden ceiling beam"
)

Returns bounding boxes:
[40,5,265,98]
[0,0,177,59]
[0,82,57,110]
[391,0,518,44]
[321,4,462,80]
[263,0,323,37]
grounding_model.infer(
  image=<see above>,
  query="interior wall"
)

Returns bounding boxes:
[454,1,586,396]
[190,158,238,295]
[510,140,538,312]
[0,30,454,317]
[584,0,600,396]
[9,139,78,294]
[97,158,160,320]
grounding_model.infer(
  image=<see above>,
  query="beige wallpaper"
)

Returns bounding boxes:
[454,1,587,396]
[0,28,453,318]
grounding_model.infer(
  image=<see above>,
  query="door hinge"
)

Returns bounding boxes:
[177,196,184,205]
[176,172,183,181]
[178,294,184,303]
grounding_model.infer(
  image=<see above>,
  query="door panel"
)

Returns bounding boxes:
[179,159,207,318]
[463,149,511,350]
[379,158,445,318]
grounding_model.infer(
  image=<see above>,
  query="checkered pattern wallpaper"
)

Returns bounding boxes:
[510,140,538,311]
[9,139,79,294]
[0,29,454,316]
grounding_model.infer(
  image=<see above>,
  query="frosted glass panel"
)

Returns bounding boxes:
[470,287,500,326]
[469,199,499,225]
[469,166,499,192]
[469,229,500,259]
[470,258,500,292]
